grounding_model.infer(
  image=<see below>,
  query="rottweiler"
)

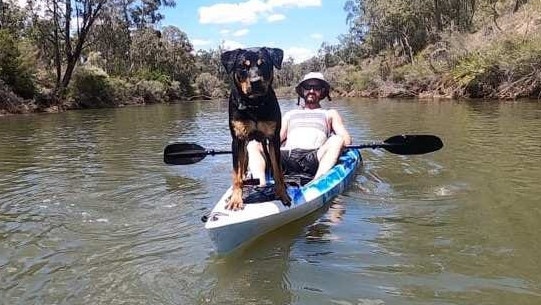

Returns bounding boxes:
[221,47,291,210]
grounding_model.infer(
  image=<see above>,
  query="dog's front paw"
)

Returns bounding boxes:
[281,196,292,207]
[226,190,244,211]
[277,186,291,207]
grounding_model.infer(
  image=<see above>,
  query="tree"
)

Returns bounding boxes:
[88,2,131,76]
[129,0,175,29]
[59,0,107,92]
[30,0,107,95]
[0,29,35,98]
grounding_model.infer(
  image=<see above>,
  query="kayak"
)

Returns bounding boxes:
[164,135,441,253]
[204,148,362,254]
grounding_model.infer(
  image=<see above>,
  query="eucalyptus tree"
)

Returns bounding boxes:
[343,0,481,62]
[130,26,195,89]
[85,0,178,78]
[129,0,175,29]
[195,48,226,82]
[0,29,35,98]
[318,42,343,69]
[130,27,163,75]
[26,0,106,95]
[0,0,25,35]
[88,0,132,76]
[274,56,295,87]
[160,25,196,90]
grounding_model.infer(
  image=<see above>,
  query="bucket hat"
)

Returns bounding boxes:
[295,72,331,100]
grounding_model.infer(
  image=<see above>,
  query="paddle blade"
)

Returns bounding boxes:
[383,135,443,155]
[164,143,208,165]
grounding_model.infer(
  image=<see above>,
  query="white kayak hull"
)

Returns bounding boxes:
[204,149,362,254]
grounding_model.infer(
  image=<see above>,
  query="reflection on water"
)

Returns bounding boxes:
[1,99,541,304]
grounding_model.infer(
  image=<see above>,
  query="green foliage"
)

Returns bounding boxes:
[129,26,195,96]
[195,48,226,82]
[343,0,482,64]
[136,69,172,84]
[70,66,115,108]
[328,64,379,92]
[450,35,541,98]
[0,80,28,114]
[494,38,541,74]
[392,57,435,84]
[107,77,133,105]
[194,72,225,98]
[453,45,501,84]
[0,29,35,99]
[134,80,167,104]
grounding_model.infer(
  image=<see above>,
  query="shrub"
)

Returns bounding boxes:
[134,79,167,104]
[135,69,171,84]
[0,80,33,114]
[107,77,133,105]
[194,72,225,98]
[451,36,541,98]
[70,66,115,108]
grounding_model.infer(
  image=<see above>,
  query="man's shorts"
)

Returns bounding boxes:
[280,148,319,177]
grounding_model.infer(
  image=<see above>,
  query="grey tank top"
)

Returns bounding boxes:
[282,109,330,150]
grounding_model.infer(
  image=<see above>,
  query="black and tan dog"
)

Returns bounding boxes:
[221,47,291,210]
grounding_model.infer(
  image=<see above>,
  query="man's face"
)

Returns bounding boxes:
[301,80,324,103]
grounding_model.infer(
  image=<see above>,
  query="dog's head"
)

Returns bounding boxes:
[221,47,284,98]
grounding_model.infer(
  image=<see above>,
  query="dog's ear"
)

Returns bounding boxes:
[265,48,284,70]
[221,49,243,74]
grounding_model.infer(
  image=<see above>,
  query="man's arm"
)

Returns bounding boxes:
[328,109,352,145]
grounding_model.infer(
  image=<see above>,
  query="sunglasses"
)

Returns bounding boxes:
[301,84,324,91]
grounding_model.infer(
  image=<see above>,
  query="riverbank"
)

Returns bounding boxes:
[332,3,541,101]
[2,3,540,117]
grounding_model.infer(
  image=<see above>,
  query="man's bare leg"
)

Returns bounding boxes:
[314,135,346,179]
[246,140,267,186]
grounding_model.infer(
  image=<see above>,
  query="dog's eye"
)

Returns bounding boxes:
[243,60,251,67]
[257,59,264,66]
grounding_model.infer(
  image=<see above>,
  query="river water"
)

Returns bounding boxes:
[1,99,540,305]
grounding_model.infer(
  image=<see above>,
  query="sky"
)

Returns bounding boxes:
[161,0,350,63]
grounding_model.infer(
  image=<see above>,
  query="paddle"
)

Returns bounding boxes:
[163,134,443,165]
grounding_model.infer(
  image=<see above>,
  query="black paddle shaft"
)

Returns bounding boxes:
[163,134,443,165]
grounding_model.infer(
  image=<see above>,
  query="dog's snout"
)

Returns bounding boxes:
[248,67,261,82]
[250,76,262,83]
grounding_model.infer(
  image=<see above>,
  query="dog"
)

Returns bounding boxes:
[221,47,291,210]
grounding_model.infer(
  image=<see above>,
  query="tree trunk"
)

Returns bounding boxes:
[434,0,442,31]
[61,17,93,89]
[514,0,528,12]
[59,0,105,90]
[53,0,61,90]
[401,30,414,64]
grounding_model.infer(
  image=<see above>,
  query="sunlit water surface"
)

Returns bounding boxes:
[1,99,540,305]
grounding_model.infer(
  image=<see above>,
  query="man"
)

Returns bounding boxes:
[247,72,352,185]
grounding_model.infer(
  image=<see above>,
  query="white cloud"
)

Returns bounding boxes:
[220,29,230,35]
[199,0,270,25]
[284,47,316,63]
[233,29,250,37]
[267,14,285,22]
[198,0,321,25]
[310,33,323,40]
[268,0,321,7]
[192,39,212,48]
[222,40,246,50]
